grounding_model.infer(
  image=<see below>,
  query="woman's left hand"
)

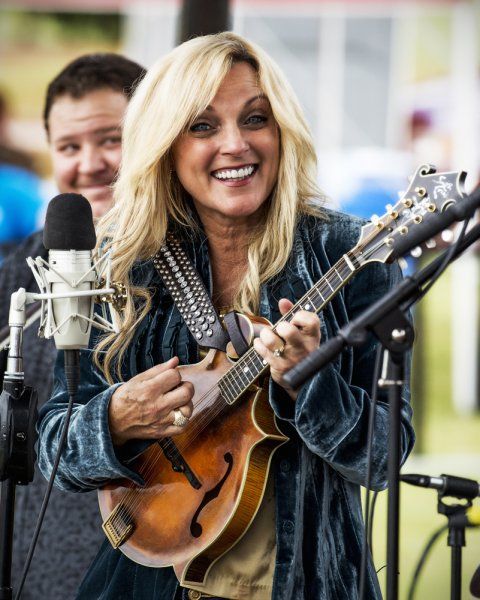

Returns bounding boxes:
[253,298,321,400]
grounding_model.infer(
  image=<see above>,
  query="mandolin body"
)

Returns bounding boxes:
[98,326,288,586]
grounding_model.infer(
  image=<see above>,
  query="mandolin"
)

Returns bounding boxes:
[98,165,465,586]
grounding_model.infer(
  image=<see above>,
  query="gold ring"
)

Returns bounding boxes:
[273,344,285,358]
[172,409,189,427]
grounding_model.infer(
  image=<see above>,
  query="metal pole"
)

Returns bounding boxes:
[385,355,404,600]
[177,0,231,44]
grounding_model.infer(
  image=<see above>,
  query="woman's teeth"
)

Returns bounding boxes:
[213,165,256,180]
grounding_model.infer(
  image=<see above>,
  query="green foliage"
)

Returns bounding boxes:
[0,9,122,46]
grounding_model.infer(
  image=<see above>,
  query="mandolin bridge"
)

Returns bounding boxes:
[102,504,135,548]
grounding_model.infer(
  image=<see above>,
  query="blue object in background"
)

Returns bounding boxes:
[0,164,44,262]
[342,176,417,275]
[342,176,397,220]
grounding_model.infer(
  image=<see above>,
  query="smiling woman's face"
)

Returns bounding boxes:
[172,62,280,228]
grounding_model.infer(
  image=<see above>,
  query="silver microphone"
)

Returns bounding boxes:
[26,193,119,350]
[40,249,96,350]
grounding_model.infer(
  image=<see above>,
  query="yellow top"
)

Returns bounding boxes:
[186,474,276,599]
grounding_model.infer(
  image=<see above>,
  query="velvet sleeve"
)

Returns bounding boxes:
[270,260,415,491]
[37,349,144,492]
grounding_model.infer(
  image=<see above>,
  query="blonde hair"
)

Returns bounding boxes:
[95,31,324,382]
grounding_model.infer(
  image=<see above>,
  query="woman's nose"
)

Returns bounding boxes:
[219,124,250,156]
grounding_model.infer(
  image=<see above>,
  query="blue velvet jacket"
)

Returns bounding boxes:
[37,209,415,600]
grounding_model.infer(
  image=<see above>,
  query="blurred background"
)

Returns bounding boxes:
[1,0,479,597]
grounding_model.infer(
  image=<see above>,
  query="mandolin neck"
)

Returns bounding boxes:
[218,251,360,404]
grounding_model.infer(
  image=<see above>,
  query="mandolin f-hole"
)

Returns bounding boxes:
[190,453,233,538]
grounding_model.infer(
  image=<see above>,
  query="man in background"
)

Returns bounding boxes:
[0,53,145,599]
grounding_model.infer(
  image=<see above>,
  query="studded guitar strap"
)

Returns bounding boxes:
[153,233,230,351]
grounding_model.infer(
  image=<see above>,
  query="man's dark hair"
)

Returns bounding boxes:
[43,53,146,134]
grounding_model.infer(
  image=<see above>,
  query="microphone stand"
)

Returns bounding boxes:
[438,495,470,600]
[401,473,480,600]
[283,220,480,600]
[0,291,38,600]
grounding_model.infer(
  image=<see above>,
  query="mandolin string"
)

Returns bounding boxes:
[110,213,434,524]
[109,261,358,523]
[109,260,358,524]
[108,223,403,525]
[110,208,424,523]
[111,207,431,521]
[112,236,405,524]
[113,246,399,525]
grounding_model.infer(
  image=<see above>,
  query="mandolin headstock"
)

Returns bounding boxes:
[353,164,467,265]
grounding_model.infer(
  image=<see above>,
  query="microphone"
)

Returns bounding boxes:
[25,192,120,350]
[25,192,120,394]
[42,193,96,351]
[401,473,480,500]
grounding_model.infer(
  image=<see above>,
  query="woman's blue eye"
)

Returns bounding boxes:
[246,115,267,125]
[190,122,212,132]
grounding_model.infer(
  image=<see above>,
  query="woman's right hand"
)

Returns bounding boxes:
[108,357,194,446]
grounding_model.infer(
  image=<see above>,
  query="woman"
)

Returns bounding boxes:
[38,32,414,600]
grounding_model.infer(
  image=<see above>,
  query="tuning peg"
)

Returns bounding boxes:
[411,246,422,258]
[441,229,454,243]
[402,198,413,208]
[385,204,399,219]
[425,238,436,249]
[397,226,408,236]
[370,214,383,229]
[427,203,436,212]
[413,215,423,224]
[415,186,427,198]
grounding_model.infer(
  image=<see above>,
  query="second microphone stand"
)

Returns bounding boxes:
[438,494,471,600]
[0,292,38,600]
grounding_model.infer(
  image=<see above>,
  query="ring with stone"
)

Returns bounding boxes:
[172,408,189,427]
[273,344,286,358]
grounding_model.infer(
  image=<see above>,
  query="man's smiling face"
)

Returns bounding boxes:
[48,88,128,218]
